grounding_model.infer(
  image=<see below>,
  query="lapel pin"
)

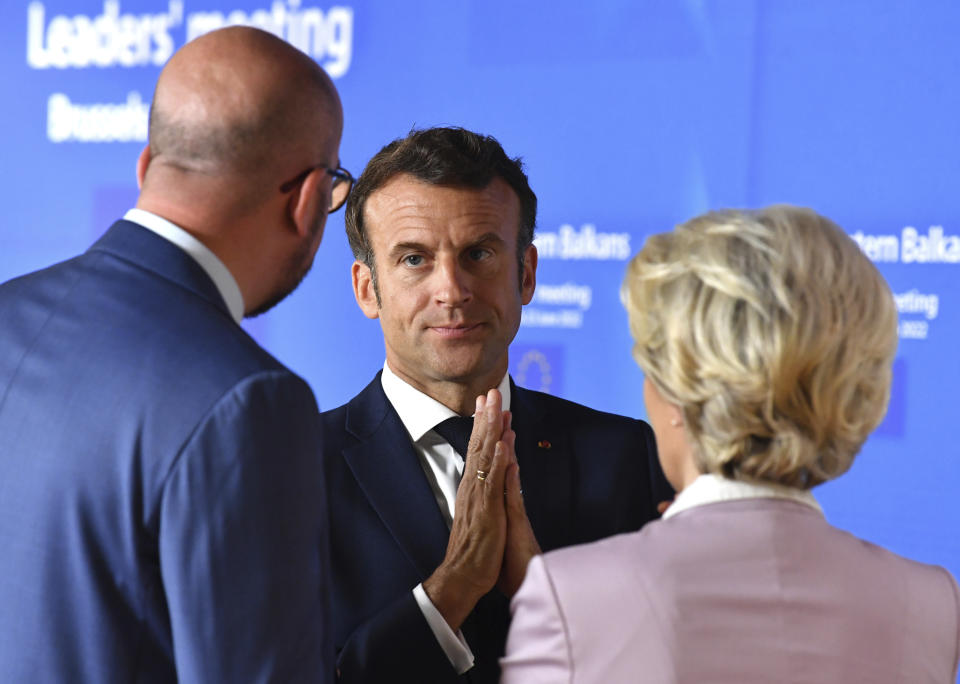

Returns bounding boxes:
[537,440,551,449]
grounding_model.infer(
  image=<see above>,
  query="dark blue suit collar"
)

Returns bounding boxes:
[343,373,452,578]
[88,220,233,322]
[508,377,546,428]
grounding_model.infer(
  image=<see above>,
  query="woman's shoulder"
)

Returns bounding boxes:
[824,524,960,601]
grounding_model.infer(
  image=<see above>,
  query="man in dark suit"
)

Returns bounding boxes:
[320,127,672,682]
[0,27,348,682]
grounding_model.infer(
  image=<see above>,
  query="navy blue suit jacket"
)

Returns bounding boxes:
[0,221,332,683]
[319,373,672,683]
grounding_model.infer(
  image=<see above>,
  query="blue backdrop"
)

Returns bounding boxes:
[3,0,958,630]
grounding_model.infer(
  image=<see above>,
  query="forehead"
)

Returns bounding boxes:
[363,174,520,249]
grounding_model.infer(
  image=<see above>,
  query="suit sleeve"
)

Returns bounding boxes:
[159,371,332,684]
[500,555,573,684]
[336,589,467,683]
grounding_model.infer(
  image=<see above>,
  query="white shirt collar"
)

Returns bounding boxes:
[123,208,245,325]
[662,473,823,520]
[380,362,511,441]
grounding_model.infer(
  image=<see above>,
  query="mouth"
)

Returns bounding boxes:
[428,323,484,339]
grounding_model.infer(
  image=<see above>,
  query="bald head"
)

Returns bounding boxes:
[146,27,341,193]
[135,27,344,318]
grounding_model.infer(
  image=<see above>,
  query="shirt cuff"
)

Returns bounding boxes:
[412,583,475,674]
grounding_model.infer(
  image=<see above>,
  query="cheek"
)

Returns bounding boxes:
[486,278,524,313]
[380,287,427,328]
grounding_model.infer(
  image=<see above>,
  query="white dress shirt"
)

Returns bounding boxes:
[380,363,511,675]
[662,472,823,520]
[123,208,245,324]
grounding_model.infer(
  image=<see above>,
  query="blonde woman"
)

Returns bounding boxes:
[501,206,960,683]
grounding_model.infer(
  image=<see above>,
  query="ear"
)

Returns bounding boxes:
[520,243,537,305]
[352,260,380,319]
[136,145,151,189]
[287,168,324,238]
[667,403,685,428]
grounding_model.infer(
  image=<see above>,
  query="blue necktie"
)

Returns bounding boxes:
[433,415,474,459]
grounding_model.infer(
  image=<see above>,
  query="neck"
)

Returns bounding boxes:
[136,191,283,316]
[673,454,704,493]
[387,363,506,416]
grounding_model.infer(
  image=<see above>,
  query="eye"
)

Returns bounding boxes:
[402,254,424,267]
[467,247,493,261]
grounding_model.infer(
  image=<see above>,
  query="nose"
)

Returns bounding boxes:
[433,254,472,307]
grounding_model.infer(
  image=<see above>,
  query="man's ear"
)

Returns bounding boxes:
[352,260,380,319]
[287,168,324,238]
[520,243,538,305]
[136,145,151,189]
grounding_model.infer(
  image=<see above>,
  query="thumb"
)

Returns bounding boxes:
[504,464,543,559]
[505,463,525,517]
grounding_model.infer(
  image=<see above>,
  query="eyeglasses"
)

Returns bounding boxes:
[279,164,355,213]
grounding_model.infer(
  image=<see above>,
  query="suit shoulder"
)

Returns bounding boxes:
[317,374,386,446]
[319,396,351,421]
[144,309,292,404]
[0,254,86,312]
[318,400,350,436]
[821,528,960,671]
[841,530,960,596]
[320,374,384,414]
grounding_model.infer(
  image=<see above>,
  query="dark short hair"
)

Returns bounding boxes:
[345,127,537,276]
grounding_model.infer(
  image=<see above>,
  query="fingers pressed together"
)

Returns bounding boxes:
[423,388,542,631]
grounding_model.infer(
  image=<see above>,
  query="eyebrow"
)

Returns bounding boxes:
[467,232,507,248]
[387,241,428,259]
[387,233,507,258]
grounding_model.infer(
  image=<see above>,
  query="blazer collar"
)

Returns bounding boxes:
[88,220,234,322]
[123,209,244,324]
[342,374,451,578]
[663,473,823,520]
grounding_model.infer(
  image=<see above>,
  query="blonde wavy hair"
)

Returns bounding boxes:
[622,206,898,489]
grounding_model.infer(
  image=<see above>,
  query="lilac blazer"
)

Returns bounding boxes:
[502,498,960,683]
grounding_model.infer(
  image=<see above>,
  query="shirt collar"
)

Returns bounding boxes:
[123,208,245,325]
[380,363,511,442]
[662,473,823,520]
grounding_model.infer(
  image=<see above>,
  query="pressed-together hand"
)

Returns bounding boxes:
[497,412,542,597]
[423,389,513,631]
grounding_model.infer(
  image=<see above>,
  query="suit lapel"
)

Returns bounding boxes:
[509,382,574,552]
[342,376,451,579]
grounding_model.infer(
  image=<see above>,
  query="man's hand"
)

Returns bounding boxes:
[423,389,512,631]
[497,413,542,597]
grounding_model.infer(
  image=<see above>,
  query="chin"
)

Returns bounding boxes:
[246,265,311,319]
[247,242,316,319]
[431,352,504,386]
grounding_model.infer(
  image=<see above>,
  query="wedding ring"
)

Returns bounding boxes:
[476,469,488,481]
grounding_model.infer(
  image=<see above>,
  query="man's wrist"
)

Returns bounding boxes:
[422,565,484,632]
[411,584,475,674]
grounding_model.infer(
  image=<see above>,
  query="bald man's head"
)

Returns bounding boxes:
[136,27,344,318]
[146,27,341,194]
